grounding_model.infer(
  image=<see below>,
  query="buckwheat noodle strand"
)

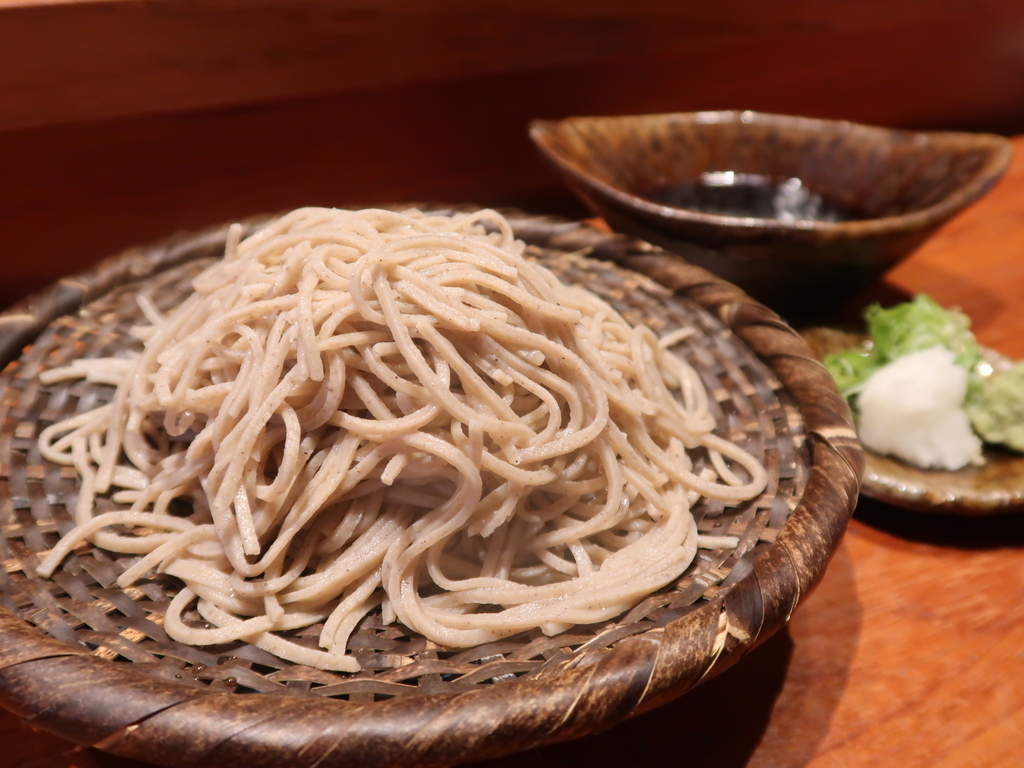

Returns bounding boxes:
[37,208,767,672]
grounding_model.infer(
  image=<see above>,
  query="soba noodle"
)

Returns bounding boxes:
[36,208,767,672]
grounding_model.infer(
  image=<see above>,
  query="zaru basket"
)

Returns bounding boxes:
[0,208,862,768]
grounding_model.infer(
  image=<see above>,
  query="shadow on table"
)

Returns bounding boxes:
[742,541,861,767]
[473,543,862,768]
[472,632,794,768]
[855,496,1024,550]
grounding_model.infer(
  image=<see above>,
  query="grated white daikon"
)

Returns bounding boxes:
[858,346,982,471]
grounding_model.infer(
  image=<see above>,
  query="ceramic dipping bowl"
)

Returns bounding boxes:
[529,111,1012,320]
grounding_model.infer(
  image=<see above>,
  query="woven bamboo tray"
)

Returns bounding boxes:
[0,209,862,768]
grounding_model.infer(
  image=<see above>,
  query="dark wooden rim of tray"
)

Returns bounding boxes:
[0,209,863,768]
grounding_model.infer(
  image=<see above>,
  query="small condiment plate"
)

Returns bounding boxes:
[802,326,1024,515]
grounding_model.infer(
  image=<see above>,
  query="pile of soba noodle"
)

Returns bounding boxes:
[36,207,767,672]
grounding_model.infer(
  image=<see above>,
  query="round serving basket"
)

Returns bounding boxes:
[0,208,861,768]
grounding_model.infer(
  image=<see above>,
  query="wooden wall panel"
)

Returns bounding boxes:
[3,0,1024,309]
[3,0,1024,133]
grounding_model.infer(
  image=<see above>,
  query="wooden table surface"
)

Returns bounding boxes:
[3,139,1024,768]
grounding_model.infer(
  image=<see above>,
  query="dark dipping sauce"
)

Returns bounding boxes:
[646,172,862,223]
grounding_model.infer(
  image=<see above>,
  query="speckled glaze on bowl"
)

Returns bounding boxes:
[802,326,1024,515]
[529,111,1012,320]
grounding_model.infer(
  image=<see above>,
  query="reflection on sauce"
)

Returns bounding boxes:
[646,171,860,222]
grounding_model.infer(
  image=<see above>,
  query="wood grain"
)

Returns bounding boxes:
[3,0,1024,134]
[6,0,1024,314]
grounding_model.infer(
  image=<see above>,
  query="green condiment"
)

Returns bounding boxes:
[824,294,982,400]
[967,363,1024,452]
[822,346,876,396]
[823,294,1024,454]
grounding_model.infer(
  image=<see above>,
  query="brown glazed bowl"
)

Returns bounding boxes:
[529,111,1012,320]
